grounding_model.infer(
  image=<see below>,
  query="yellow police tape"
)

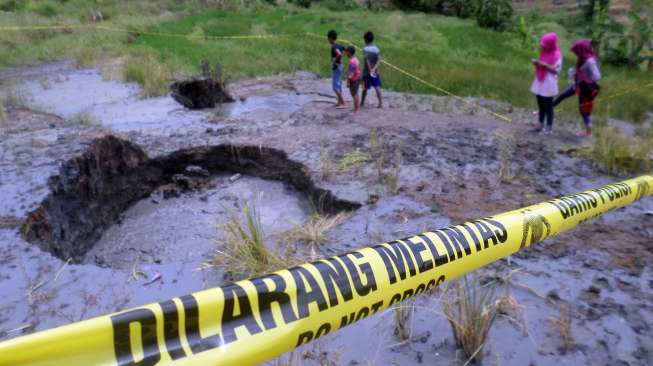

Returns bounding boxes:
[0,175,652,365]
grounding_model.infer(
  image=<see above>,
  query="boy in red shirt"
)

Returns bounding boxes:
[345,46,361,113]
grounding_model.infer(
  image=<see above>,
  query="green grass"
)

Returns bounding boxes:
[1,3,651,121]
[579,126,652,176]
[130,7,652,122]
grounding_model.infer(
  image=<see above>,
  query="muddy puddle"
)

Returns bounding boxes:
[1,62,652,366]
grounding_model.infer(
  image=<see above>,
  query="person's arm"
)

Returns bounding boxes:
[532,59,559,74]
[334,48,342,63]
[585,59,601,81]
[371,54,380,75]
[354,63,361,80]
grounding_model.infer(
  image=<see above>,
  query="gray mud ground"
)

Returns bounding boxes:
[1,62,652,365]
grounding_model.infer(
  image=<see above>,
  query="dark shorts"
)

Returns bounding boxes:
[349,79,360,95]
[364,74,381,89]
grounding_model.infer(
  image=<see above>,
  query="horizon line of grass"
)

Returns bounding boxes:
[1,4,651,123]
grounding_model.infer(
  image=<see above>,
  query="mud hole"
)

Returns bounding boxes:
[1,63,652,365]
[21,135,358,261]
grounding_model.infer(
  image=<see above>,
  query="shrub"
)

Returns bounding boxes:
[26,1,58,17]
[474,0,512,31]
[392,0,474,16]
[599,1,652,69]
[322,0,359,11]
[0,0,26,12]
[290,0,312,8]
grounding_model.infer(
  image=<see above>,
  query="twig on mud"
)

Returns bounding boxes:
[130,258,148,282]
[9,324,33,333]
[27,258,71,296]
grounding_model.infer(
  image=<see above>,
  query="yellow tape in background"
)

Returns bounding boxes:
[0,175,651,365]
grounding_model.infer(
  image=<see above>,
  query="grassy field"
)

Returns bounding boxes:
[1,2,652,123]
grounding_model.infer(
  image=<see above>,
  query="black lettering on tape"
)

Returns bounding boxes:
[444,227,472,256]
[372,241,410,284]
[296,331,313,347]
[289,266,329,319]
[433,230,457,261]
[158,299,186,360]
[338,251,377,296]
[388,293,402,307]
[111,308,161,366]
[483,218,508,243]
[402,288,414,301]
[250,274,298,330]
[178,294,221,354]
[315,322,331,339]
[471,220,498,248]
[311,258,354,307]
[405,236,433,274]
[419,233,448,267]
[221,283,264,345]
[414,283,426,297]
[370,300,384,314]
[340,312,356,329]
[355,306,370,321]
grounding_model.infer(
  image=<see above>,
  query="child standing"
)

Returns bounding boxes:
[361,31,383,108]
[530,32,562,134]
[327,30,346,108]
[553,39,601,137]
[345,46,361,112]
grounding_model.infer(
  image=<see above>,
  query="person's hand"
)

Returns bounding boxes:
[531,58,540,66]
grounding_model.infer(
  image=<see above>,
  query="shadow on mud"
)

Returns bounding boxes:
[21,135,359,261]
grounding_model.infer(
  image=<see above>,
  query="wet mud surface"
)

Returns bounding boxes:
[1,62,652,365]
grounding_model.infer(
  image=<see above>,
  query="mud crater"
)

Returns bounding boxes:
[20,135,359,261]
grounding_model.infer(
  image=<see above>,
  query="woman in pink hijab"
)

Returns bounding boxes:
[553,39,601,137]
[530,32,563,134]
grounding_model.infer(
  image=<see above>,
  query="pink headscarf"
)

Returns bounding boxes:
[536,32,561,82]
[571,38,596,74]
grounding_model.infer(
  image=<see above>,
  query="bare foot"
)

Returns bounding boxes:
[336,105,348,109]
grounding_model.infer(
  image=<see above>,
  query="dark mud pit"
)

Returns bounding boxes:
[1,63,652,365]
[21,135,357,261]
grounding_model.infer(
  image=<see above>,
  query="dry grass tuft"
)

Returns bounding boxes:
[319,140,335,180]
[441,276,498,363]
[68,112,96,126]
[369,128,385,179]
[548,306,576,353]
[494,128,516,182]
[202,203,284,279]
[338,148,369,171]
[122,52,171,98]
[280,212,350,248]
[0,102,6,124]
[579,126,652,175]
[393,300,414,342]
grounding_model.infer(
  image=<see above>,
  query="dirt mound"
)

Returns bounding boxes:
[170,78,235,109]
[20,135,359,261]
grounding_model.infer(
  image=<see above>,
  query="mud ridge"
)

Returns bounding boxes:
[20,135,360,261]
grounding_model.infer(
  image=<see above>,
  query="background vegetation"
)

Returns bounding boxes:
[0,0,651,124]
